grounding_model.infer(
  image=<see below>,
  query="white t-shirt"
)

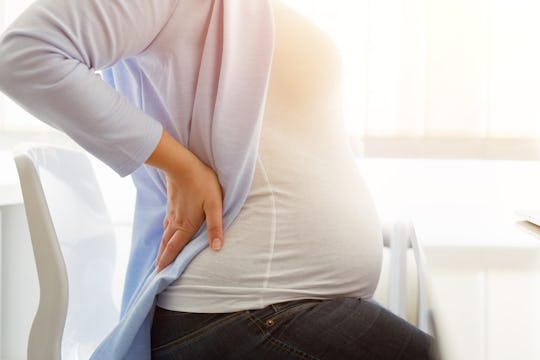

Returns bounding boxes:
[157,1,383,314]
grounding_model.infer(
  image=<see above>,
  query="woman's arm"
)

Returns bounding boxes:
[0,0,177,176]
[146,130,224,272]
[0,0,225,269]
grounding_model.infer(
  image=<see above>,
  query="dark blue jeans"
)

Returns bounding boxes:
[151,297,436,359]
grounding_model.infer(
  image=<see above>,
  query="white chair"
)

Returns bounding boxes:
[14,144,119,360]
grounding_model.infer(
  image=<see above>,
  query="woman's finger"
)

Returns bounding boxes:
[204,193,224,251]
[156,219,178,264]
[157,227,192,272]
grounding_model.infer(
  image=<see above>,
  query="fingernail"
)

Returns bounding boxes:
[211,238,222,250]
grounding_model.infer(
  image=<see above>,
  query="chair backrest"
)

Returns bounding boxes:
[14,144,119,360]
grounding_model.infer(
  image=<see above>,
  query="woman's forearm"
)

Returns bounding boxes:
[145,130,200,179]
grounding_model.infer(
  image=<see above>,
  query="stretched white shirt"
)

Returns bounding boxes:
[158,111,382,313]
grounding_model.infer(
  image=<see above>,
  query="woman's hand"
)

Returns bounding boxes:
[145,130,224,272]
[156,160,223,271]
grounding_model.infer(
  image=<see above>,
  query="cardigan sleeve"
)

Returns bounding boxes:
[0,0,178,176]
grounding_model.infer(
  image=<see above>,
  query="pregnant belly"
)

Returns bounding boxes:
[158,135,383,312]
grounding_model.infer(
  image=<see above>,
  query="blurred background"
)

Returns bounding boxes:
[2,0,540,158]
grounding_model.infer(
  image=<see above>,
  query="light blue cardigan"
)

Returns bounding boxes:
[0,0,274,358]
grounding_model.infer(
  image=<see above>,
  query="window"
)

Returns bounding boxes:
[287,0,540,158]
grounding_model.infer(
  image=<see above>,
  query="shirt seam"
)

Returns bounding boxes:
[257,154,277,308]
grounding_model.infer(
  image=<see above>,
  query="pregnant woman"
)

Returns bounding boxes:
[0,0,435,358]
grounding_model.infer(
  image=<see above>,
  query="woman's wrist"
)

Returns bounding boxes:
[145,129,199,179]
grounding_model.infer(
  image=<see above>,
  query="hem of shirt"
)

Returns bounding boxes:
[156,288,372,314]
